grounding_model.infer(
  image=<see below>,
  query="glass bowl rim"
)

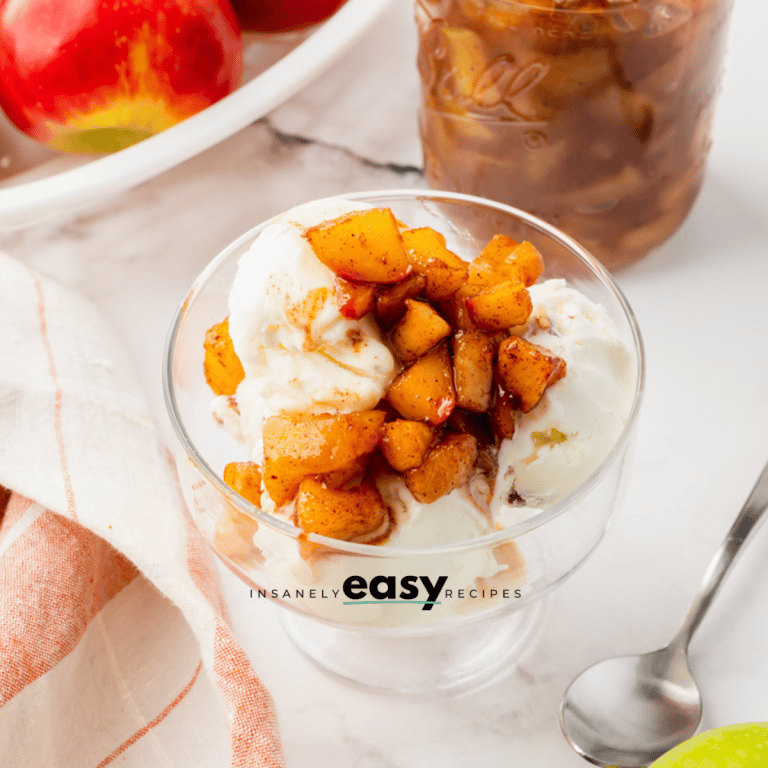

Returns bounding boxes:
[163,188,645,558]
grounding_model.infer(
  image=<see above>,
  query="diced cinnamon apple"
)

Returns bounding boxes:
[391,299,452,362]
[507,241,545,288]
[446,408,495,448]
[468,234,520,285]
[447,409,497,479]
[401,227,469,301]
[375,273,427,326]
[385,341,455,426]
[380,420,436,472]
[404,433,478,503]
[452,330,496,412]
[468,236,544,288]
[489,387,517,439]
[438,291,477,331]
[262,410,385,506]
[462,279,533,331]
[295,479,388,541]
[304,208,412,284]
[204,318,244,396]
[223,462,263,507]
[334,277,376,319]
[319,454,370,489]
[496,336,566,413]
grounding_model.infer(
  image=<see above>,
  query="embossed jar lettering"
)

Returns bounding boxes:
[416,0,736,269]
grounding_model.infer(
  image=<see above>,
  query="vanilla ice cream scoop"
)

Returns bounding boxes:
[491,279,636,524]
[219,199,398,462]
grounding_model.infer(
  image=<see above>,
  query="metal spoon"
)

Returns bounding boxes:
[560,460,768,767]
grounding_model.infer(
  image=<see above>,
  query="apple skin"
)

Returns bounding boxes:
[230,0,348,33]
[0,0,242,152]
[650,723,768,767]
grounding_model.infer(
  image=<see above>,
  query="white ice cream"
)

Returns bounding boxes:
[491,279,636,527]
[214,198,397,464]
[378,477,495,547]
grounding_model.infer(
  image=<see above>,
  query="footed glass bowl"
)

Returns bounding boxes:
[163,189,644,692]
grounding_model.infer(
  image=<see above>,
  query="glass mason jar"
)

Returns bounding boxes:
[416,0,735,270]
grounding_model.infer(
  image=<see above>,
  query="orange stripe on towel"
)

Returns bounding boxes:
[94,661,203,768]
[213,621,285,768]
[0,509,137,705]
[32,273,77,522]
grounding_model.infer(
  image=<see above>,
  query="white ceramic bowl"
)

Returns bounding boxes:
[0,0,392,230]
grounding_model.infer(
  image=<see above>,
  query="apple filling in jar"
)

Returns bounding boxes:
[416,0,734,269]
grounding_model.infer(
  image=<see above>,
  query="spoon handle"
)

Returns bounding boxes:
[672,460,768,650]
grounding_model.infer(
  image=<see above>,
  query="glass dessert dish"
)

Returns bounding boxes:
[164,190,644,692]
[416,0,735,270]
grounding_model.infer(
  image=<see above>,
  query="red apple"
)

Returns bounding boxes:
[230,0,348,33]
[0,0,242,153]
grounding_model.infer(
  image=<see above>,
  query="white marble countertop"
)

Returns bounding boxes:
[2,0,768,764]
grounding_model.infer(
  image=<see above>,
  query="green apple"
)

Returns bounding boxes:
[650,723,768,767]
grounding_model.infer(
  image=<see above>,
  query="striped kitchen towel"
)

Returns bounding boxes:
[0,252,285,767]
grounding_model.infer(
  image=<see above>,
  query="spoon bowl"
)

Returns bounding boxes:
[560,460,768,767]
[561,645,702,767]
